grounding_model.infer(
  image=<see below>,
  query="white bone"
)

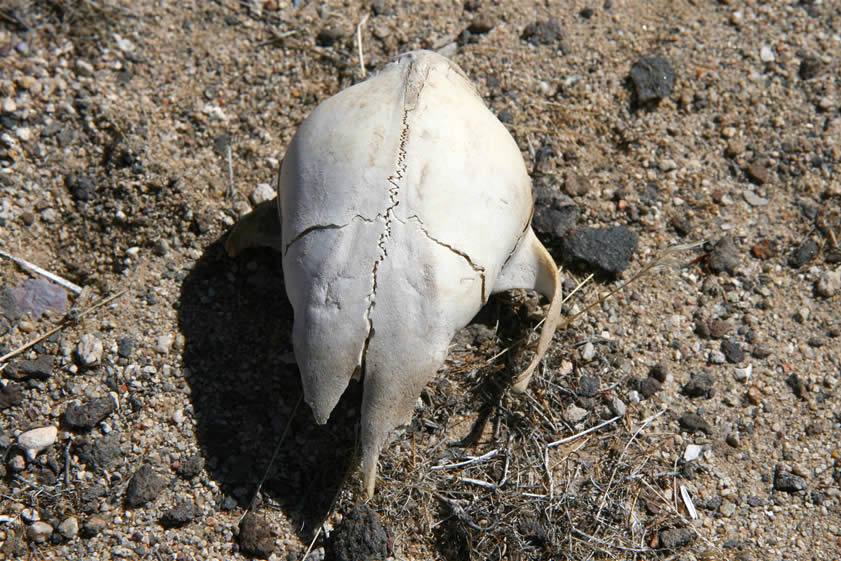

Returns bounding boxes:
[227,50,562,497]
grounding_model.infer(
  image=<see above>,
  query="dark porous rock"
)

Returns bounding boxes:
[80,484,108,514]
[75,433,123,470]
[316,27,345,47]
[577,375,599,398]
[649,363,669,382]
[788,240,818,268]
[745,161,771,185]
[751,345,772,359]
[82,516,108,538]
[563,170,590,196]
[0,382,24,409]
[117,337,135,359]
[774,465,807,493]
[328,505,390,561]
[659,528,693,549]
[678,412,712,435]
[785,373,808,399]
[709,320,731,339]
[639,376,661,399]
[682,372,715,399]
[238,512,275,559]
[63,396,117,430]
[175,453,205,479]
[532,185,579,243]
[467,14,495,34]
[160,499,198,529]
[560,226,638,275]
[694,316,711,339]
[5,356,53,380]
[1,287,20,321]
[0,528,25,558]
[799,55,824,80]
[65,173,96,202]
[670,214,692,236]
[125,465,167,507]
[720,340,745,364]
[521,19,564,46]
[708,236,740,274]
[629,54,676,103]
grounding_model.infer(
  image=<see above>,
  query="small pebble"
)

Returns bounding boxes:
[63,396,117,430]
[720,500,737,517]
[815,269,841,297]
[155,334,174,355]
[720,340,745,363]
[745,161,771,185]
[21,508,40,523]
[238,513,275,559]
[678,412,712,435]
[18,426,58,455]
[580,342,595,361]
[682,372,715,398]
[629,54,676,102]
[75,59,95,77]
[786,373,808,399]
[125,465,167,507]
[639,377,661,399]
[564,404,588,424]
[8,453,26,471]
[82,516,108,538]
[649,363,669,382]
[75,334,103,367]
[58,516,79,539]
[743,190,768,207]
[708,350,726,364]
[774,465,807,493]
[708,236,740,274]
[608,396,626,417]
[725,138,746,157]
[789,240,818,268]
[659,528,693,549]
[250,183,275,206]
[27,521,53,544]
[726,432,741,448]
[328,505,390,561]
[733,364,752,382]
[577,375,599,397]
[520,19,563,46]
[759,45,775,63]
[160,500,198,529]
[684,444,703,462]
[560,226,638,275]
[799,55,823,80]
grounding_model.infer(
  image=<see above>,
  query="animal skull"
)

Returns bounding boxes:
[227,50,561,496]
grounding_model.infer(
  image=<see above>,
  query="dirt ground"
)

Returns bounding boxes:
[1,0,840,560]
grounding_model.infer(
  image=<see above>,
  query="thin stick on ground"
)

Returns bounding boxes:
[0,249,83,294]
[594,409,667,523]
[226,144,235,200]
[0,289,128,364]
[546,415,622,449]
[356,13,369,78]
[240,392,304,520]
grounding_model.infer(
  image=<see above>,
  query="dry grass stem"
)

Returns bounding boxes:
[0,249,83,294]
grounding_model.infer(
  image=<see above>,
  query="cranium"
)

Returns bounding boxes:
[227,50,561,496]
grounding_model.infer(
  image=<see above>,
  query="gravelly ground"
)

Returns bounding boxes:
[1,0,840,560]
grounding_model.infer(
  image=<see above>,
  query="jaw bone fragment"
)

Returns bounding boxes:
[226,50,562,496]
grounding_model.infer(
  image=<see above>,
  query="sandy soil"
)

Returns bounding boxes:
[1,0,840,560]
